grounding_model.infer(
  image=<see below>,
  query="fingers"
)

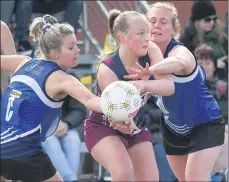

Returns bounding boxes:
[135,62,145,71]
[124,74,139,80]
[126,66,141,74]
[145,63,149,71]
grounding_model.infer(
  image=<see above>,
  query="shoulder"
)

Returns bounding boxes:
[169,44,194,59]
[97,61,117,80]
[14,56,32,73]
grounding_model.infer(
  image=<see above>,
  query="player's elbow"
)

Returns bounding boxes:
[176,56,188,71]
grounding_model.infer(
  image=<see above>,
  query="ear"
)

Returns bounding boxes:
[49,49,59,60]
[118,32,127,44]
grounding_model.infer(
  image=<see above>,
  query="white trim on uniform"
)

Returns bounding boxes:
[10,75,63,108]
[165,118,192,134]
[1,130,18,140]
[1,126,14,136]
[1,124,41,144]
[172,66,200,83]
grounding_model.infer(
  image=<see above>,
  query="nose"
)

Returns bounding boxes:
[154,21,160,28]
[75,46,80,54]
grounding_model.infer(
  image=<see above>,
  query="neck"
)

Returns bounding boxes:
[154,38,172,56]
[119,45,138,67]
[42,55,63,68]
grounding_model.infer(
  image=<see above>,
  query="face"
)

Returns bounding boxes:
[148,7,174,44]
[198,15,217,32]
[56,33,80,69]
[198,59,215,80]
[124,18,150,57]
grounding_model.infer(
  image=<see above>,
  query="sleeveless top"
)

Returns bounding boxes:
[86,50,150,129]
[150,39,222,136]
[1,58,63,159]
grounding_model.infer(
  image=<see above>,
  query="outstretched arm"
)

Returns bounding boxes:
[125,45,196,78]
[1,55,31,73]
[126,42,175,96]
[148,46,195,75]
[50,70,102,113]
[1,21,17,55]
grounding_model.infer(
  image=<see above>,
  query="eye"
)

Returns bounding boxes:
[138,32,144,36]
[161,20,167,24]
[150,20,156,24]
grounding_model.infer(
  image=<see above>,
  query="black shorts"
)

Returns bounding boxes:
[161,117,225,155]
[0,149,56,182]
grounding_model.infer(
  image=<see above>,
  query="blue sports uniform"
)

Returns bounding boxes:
[150,39,225,155]
[1,58,64,181]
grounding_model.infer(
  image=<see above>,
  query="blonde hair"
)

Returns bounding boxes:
[30,14,74,60]
[148,2,181,39]
[195,19,227,45]
[100,9,147,60]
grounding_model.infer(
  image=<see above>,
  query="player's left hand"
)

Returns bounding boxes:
[55,120,69,137]
[108,119,140,134]
[124,62,151,80]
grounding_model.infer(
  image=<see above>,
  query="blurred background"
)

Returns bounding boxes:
[1,1,228,181]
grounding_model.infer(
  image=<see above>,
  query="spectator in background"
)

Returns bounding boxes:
[42,71,87,182]
[180,1,228,61]
[194,44,228,119]
[1,0,33,52]
[32,0,83,34]
[1,0,83,52]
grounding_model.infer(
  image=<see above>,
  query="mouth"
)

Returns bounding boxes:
[151,32,162,36]
[142,46,148,49]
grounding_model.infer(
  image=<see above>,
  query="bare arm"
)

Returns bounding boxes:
[132,75,174,96]
[97,63,119,91]
[1,55,31,73]
[48,70,102,113]
[149,46,196,75]
[1,21,17,55]
[132,42,175,96]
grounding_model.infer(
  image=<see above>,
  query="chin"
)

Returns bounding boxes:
[71,61,78,68]
[139,50,148,57]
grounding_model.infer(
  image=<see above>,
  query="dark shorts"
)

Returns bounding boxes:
[0,149,56,181]
[161,117,225,155]
[84,119,152,153]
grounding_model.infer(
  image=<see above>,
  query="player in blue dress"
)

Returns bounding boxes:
[0,15,103,181]
[124,2,225,181]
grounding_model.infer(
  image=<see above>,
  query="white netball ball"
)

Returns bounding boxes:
[100,81,142,121]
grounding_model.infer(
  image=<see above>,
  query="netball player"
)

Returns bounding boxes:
[0,15,103,181]
[124,2,225,181]
[84,9,175,181]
